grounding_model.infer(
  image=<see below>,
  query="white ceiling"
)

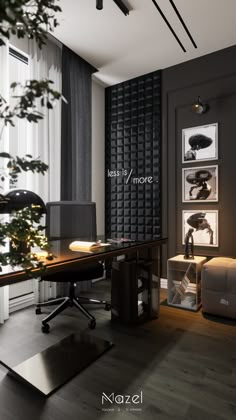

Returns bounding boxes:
[53,0,236,86]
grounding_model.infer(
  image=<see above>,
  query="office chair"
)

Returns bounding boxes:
[35,201,111,333]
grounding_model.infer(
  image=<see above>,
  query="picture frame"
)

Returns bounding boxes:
[182,210,219,247]
[182,165,218,203]
[182,123,218,163]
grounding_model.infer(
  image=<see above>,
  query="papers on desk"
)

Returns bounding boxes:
[69,241,111,252]
[107,237,134,243]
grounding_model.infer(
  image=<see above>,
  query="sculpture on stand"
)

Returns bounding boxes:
[184,228,194,259]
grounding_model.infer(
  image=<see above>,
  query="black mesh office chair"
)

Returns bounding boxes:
[36,201,110,333]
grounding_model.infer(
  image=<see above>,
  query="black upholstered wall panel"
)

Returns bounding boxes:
[105,71,161,241]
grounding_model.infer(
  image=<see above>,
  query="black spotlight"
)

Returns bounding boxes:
[96,0,103,10]
[191,96,208,114]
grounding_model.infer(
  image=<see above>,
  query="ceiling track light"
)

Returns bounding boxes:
[96,0,103,10]
[113,0,129,16]
[191,96,209,114]
[96,0,129,16]
[169,0,197,49]
[151,0,186,52]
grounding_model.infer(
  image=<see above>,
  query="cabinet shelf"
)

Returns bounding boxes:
[111,257,158,324]
[167,255,207,312]
[168,301,200,311]
[137,286,147,294]
[168,267,192,273]
[138,260,153,269]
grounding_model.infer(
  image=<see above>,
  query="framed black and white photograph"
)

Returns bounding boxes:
[182,123,218,163]
[182,210,219,247]
[182,165,218,202]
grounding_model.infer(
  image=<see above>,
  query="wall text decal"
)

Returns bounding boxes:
[107,168,159,184]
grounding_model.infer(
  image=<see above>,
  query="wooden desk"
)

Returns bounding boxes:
[0,237,167,287]
[0,237,166,396]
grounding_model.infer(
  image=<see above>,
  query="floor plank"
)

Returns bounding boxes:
[0,282,235,420]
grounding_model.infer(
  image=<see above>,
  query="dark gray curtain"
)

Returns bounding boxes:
[61,46,97,201]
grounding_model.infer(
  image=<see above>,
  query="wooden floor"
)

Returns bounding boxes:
[0,282,236,420]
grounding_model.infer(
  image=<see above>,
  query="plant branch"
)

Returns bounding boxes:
[0,152,48,187]
[0,0,61,49]
[0,79,63,129]
[0,206,52,275]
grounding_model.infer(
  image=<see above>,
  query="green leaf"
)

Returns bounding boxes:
[47,101,53,109]
[0,152,12,158]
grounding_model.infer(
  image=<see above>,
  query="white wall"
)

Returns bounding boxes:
[91,80,105,235]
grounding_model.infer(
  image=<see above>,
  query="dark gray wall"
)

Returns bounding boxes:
[162,45,236,268]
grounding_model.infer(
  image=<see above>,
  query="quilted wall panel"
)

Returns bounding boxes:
[105,70,161,241]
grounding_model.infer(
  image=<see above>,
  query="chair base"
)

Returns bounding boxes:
[36,282,111,332]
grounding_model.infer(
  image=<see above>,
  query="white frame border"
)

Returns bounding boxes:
[182,165,218,203]
[182,122,218,164]
[182,210,219,247]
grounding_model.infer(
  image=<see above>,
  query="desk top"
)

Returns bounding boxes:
[0,236,167,287]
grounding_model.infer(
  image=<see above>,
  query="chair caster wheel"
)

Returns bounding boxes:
[105,303,111,311]
[35,307,41,315]
[42,323,50,333]
[89,319,96,329]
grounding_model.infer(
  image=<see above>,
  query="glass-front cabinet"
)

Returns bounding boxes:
[167,255,207,311]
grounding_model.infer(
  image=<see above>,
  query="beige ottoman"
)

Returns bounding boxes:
[201,257,236,319]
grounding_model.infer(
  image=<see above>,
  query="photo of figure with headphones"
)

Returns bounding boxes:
[182,210,218,247]
[182,165,218,202]
[182,123,218,163]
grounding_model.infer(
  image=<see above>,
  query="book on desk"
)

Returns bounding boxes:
[69,241,111,252]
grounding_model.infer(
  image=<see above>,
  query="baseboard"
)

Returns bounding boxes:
[9,293,35,313]
[161,278,167,289]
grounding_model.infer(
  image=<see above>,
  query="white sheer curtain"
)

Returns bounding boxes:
[27,38,62,202]
[0,37,62,322]
[7,36,62,201]
[0,41,9,323]
[28,38,62,302]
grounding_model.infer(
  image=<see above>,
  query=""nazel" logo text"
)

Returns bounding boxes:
[102,391,143,405]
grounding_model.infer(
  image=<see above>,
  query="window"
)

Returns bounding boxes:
[9,45,29,189]
[8,46,34,306]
